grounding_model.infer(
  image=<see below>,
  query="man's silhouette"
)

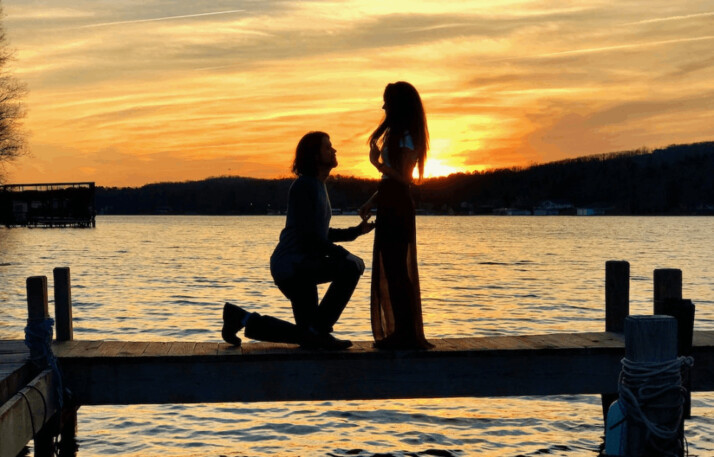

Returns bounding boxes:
[221,131,374,349]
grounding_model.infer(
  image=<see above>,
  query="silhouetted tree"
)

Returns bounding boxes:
[0,5,26,184]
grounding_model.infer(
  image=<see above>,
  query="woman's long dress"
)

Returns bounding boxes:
[370,177,432,349]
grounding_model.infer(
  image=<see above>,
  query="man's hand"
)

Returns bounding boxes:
[345,253,365,275]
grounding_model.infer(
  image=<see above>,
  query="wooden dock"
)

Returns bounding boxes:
[1,262,712,456]
[47,331,714,405]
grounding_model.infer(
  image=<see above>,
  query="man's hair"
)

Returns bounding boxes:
[292,131,328,176]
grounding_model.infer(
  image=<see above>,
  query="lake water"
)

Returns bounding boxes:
[1,215,712,456]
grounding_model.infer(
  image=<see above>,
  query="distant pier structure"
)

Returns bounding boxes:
[0,182,96,228]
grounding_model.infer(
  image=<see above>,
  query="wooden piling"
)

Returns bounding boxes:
[606,261,629,333]
[26,277,49,322]
[602,261,629,423]
[24,276,56,456]
[654,268,691,419]
[661,298,695,419]
[623,315,683,457]
[653,268,682,315]
[53,267,73,342]
[53,266,78,452]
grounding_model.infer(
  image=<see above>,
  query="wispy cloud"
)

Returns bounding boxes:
[77,9,246,29]
[622,11,714,25]
[535,35,714,58]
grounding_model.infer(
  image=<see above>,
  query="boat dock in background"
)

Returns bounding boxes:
[0,182,96,228]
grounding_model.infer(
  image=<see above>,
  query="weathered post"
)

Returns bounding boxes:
[619,315,684,456]
[661,297,695,419]
[26,276,50,364]
[653,268,692,419]
[53,266,78,453]
[602,261,629,424]
[606,261,630,333]
[26,276,55,457]
[53,267,73,342]
[653,268,682,315]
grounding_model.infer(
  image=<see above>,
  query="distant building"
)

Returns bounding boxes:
[533,200,574,215]
[0,182,96,228]
[576,207,606,216]
[494,208,532,216]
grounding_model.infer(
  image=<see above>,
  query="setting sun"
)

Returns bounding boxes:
[416,138,467,178]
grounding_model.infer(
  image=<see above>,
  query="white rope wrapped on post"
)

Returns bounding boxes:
[619,356,693,445]
[605,315,692,457]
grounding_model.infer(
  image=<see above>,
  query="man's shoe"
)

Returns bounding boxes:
[300,331,352,350]
[221,302,249,346]
[322,333,352,350]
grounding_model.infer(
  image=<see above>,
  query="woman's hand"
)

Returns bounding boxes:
[369,140,381,168]
[358,202,372,221]
[359,192,377,221]
[358,219,375,234]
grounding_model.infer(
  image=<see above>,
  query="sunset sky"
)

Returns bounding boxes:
[3,1,713,187]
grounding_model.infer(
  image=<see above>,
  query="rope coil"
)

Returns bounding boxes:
[618,355,694,456]
[24,317,64,409]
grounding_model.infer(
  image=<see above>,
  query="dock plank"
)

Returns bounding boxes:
[62,340,103,358]
[241,341,298,355]
[97,341,128,357]
[193,343,219,356]
[0,341,27,354]
[577,332,625,348]
[167,342,196,356]
[143,342,172,356]
[432,338,460,351]
[118,342,150,356]
[693,331,714,347]
[0,369,59,457]
[52,340,81,356]
[0,340,33,407]
[475,335,537,350]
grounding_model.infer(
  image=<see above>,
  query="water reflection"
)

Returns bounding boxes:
[1,216,713,456]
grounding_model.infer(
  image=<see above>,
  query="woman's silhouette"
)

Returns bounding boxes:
[359,81,433,349]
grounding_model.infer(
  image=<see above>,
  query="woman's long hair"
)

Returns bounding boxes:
[369,81,429,180]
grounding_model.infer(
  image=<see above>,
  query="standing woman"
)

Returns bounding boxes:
[359,81,433,349]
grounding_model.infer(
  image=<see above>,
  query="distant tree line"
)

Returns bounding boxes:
[96,141,714,216]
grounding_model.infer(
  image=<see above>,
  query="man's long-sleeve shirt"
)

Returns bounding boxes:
[270,175,361,283]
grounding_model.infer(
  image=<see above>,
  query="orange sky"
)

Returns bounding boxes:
[3,1,714,187]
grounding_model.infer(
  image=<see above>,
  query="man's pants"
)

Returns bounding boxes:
[244,255,362,344]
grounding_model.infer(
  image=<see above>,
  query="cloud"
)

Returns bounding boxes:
[5,0,714,185]
[622,11,714,25]
[76,9,247,29]
[532,35,714,59]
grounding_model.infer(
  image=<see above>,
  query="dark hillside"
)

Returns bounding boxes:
[96,141,714,215]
